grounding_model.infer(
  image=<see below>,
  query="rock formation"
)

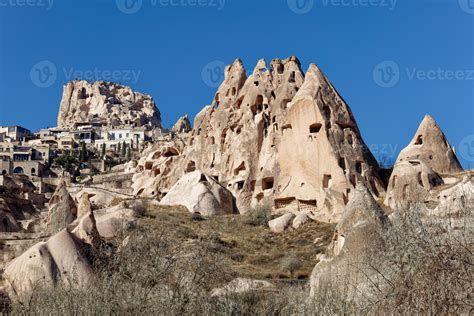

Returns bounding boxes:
[46,181,77,232]
[171,114,192,133]
[132,56,385,223]
[395,115,462,175]
[309,183,389,299]
[159,170,236,216]
[3,229,94,301]
[384,160,443,209]
[385,115,463,209]
[57,80,162,129]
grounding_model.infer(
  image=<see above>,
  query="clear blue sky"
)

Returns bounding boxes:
[0,0,473,167]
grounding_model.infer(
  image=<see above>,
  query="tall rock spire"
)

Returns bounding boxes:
[396,115,462,174]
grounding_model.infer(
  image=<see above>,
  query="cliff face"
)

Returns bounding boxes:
[57,80,162,129]
[132,56,386,223]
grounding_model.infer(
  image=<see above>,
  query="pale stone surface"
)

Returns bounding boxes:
[292,212,309,229]
[171,114,192,133]
[57,80,162,129]
[396,115,462,175]
[384,160,443,210]
[385,115,463,209]
[3,229,94,301]
[309,184,389,299]
[159,170,235,216]
[132,57,385,223]
[269,213,295,233]
[433,175,473,216]
[211,278,275,297]
[72,192,100,247]
[45,181,77,233]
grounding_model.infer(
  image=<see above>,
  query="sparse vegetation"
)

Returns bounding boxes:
[244,204,272,227]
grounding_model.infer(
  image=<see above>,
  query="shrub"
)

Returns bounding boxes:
[279,253,303,279]
[244,204,272,227]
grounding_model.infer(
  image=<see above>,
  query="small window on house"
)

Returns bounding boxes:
[262,177,274,190]
[392,175,397,188]
[254,81,259,87]
[323,174,332,188]
[356,161,362,174]
[309,123,322,134]
[199,174,208,183]
[237,181,244,190]
[210,136,215,145]
[347,134,353,145]
[153,168,161,177]
[232,87,236,95]
[415,135,423,145]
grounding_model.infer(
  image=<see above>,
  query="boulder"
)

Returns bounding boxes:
[269,213,295,233]
[3,229,94,301]
[292,212,309,229]
[159,171,236,216]
[72,192,100,247]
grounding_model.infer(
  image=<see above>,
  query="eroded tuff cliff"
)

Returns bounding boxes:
[132,56,386,222]
[57,80,162,129]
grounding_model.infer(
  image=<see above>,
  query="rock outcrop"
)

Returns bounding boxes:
[159,170,236,216]
[309,183,389,299]
[57,80,162,129]
[268,213,295,233]
[395,115,462,175]
[132,57,385,223]
[171,114,192,133]
[3,229,94,301]
[46,181,77,232]
[385,115,463,209]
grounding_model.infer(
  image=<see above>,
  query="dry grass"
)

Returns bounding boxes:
[140,204,335,280]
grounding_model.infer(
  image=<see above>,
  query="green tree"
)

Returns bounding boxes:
[117,142,122,155]
[79,142,87,163]
[101,143,106,158]
[121,141,126,157]
[126,146,131,161]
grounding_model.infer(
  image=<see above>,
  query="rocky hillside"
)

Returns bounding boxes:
[132,56,385,223]
[57,80,162,129]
